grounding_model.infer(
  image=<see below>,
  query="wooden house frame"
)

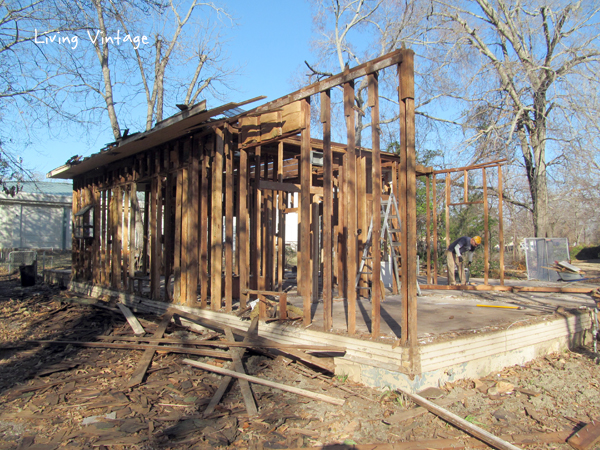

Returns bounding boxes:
[49,49,425,355]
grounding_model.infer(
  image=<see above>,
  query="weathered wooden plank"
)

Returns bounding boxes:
[200,143,209,307]
[344,80,357,335]
[425,175,431,284]
[170,309,335,372]
[142,185,149,276]
[185,358,344,405]
[238,147,248,309]
[311,198,320,303]
[93,185,101,285]
[128,184,137,292]
[256,49,406,113]
[187,139,200,306]
[163,174,174,301]
[173,170,183,302]
[117,303,145,335]
[203,317,259,417]
[181,164,190,303]
[369,73,381,338]
[153,176,164,301]
[445,172,451,270]
[321,90,333,331]
[397,387,521,450]
[122,184,130,291]
[112,187,123,290]
[300,98,312,325]
[399,53,418,355]
[276,140,285,292]
[224,127,234,311]
[127,311,173,388]
[211,128,224,311]
[432,159,508,174]
[432,175,438,285]
[498,165,505,286]
[483,168,489,285]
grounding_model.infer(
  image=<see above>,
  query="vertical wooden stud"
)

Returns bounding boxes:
[224,127,234,311]
[300,98,312,326]
[369,73,382,338]
[344,80,357,335]
[498,165,505,285]
[321,89,333,331]
[211,127,224,310]
[483,167,489,285]
[432,175,438,285]
[238,147,249,309]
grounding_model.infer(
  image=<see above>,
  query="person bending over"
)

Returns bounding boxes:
[446,236,481,286]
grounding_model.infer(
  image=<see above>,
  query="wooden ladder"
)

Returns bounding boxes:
[355,191,421,298]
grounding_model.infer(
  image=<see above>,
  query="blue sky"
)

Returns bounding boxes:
[32,1,315,178]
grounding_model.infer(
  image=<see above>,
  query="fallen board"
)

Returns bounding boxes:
[183,358,345,406]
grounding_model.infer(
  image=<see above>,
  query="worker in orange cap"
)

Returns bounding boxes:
[446,236,482,285]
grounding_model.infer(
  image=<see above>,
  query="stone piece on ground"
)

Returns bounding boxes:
[417,387,446,399]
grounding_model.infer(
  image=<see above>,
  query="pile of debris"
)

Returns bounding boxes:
[545,260,585,281]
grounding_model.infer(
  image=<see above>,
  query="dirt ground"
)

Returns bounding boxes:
[2,274,600,449]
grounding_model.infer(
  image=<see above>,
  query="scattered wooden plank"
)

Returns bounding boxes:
[567,418,600,450]
[127,312,173,388]
[183,358,345,406]
[117,303,145,336]
[203,317,259,417]
[224,326,258,416]
[397,387,522,450]
[168,308,335,373]
[95,335,344,353]
[384,391,475,424]
[28,340,232,359]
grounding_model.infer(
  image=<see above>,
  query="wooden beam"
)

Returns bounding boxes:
[311,198,320,304]
[203,319,259,418]
[277,140,285,292]
[300,98,312,325]
[112,187,122,290]
[369,73,381,338]
[187,140,200,306]
[396,387,522,450]
[127,311,173,388]
[200,143,209,307]
[256,49,406,113]
[163,174,174,301]
[181,167,189,303]
[122,184,130,291]
[321,90,333,331]
[425,175,431,284]
[224,127,234,311]
[432,175,438,285]
[399,52,418,355]
[171,309,335,372]
[238,147,249,309]
[117,303,145,335]
[183,358,345,406]
[432,159,508,175]
[211,128,224,310]
[445,173,451,261]
[344,80,357,335]
[498,165,505,286]
[483,168,489,285]
[173,170,183,302]
[128,184,137,293]
[258,179,323,195]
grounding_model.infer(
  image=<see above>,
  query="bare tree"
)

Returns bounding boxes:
[63,0,236,140]
[430,0,600,237]
[0,0,82,191]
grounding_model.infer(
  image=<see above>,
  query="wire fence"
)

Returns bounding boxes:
[0,249,72,276]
